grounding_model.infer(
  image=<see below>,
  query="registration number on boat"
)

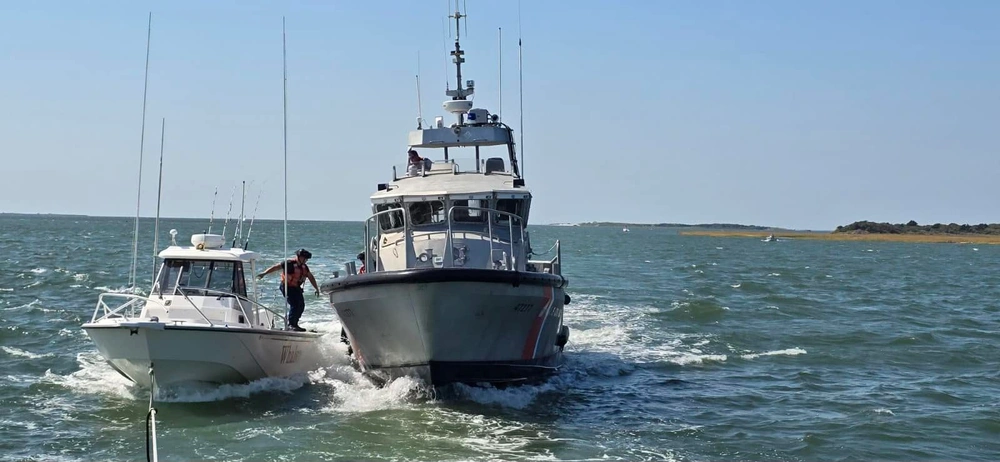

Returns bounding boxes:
[280,344,301,364]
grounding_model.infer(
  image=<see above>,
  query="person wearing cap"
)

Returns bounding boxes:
[257,249,319,332]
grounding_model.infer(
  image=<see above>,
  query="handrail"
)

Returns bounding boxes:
[360,204,524,273]
[446,206,525,270]
[197,287,288,328]
[90,288,288,329]
[364,207,409,273]
[91,293,162,323]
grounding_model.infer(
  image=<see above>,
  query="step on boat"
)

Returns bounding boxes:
[322,7,570,387]
[82,231,323,388]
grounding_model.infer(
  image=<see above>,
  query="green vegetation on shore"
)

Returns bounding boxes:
[834,220,1000,235]
[574,222,773,230]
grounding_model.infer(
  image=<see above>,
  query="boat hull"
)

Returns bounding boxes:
[323,268,568,386]
[81,322,323,388]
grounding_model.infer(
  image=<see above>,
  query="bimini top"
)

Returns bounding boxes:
[157,233,259,262]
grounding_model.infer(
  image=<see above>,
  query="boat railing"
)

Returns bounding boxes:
[89,288,288,330]
[91,293,162,323]
[446,205,525,271]
[527,240,562,275]
[170,286,289,329]
[364,208,410,273]
[362,206,525,272]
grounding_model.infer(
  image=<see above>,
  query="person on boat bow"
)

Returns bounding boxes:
[406,149,430,176]
[257,249,319,332]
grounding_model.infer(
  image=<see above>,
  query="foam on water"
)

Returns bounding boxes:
[156,374,312,403]
[41,351,137,400]
[1,346,55,359]
[740,347,807,360]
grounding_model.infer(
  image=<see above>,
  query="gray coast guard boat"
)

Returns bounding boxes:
[321,9,569,386]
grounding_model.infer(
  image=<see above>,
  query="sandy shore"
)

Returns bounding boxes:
[678,230,1000,244]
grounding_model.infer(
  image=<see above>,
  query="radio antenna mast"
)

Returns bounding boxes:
[151,118,165,287]
[416,52,423,129]
[518,0,525,178]
[128,12,152,291]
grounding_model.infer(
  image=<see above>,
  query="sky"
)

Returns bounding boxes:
[1,1,997,230]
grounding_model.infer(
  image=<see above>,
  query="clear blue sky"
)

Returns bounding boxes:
[2,1,997,230]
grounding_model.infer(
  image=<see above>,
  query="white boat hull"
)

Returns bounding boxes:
[81,321,323,388]
[324,268,569,386]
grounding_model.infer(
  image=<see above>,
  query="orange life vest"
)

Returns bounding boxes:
[280,260,309,287]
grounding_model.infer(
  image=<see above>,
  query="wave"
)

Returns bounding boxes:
[1,346,55,359]
[155,374,312,403]
[740,347,807,360]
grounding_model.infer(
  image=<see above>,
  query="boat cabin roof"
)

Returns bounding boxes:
[371,158,530,203]
[157,246,258,262]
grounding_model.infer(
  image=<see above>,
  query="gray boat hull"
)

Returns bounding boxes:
[322,269,569,386]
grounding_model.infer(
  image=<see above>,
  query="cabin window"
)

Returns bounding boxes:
[375,203,404,231]
[452,199,486,223]
[208,261,247,296]
[156,259,246,297]
[495,199,525,223]
[409,200,445,226]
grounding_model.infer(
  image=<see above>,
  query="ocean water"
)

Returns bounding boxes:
[1,215,998,461]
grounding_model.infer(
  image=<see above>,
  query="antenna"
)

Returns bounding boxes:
[128,12,152,291]
[221,185,235,241]
[441,17,449,92]
[282,17,290,326]
[445,2,473,125]
[498,27,502,122]
[416,52,423,129]
[207,187,218,233]
[151,118,165,287]
[243,184,264,249]
[518,0,525,178]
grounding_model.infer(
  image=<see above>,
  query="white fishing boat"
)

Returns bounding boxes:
[82,231,323,388]
[322,7,570,386]
[763,234,778,242]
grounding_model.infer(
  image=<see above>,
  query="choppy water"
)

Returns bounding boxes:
[1,215,999,461]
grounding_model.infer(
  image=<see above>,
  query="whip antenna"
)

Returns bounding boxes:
[129,12,152,291]
[151,118,165,287]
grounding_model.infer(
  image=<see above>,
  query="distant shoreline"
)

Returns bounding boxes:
[679,230,1000,244]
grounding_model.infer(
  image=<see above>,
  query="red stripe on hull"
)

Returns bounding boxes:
[521,286,553,359]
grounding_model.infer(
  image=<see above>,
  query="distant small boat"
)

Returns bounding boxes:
[623,227,630,233]
[763,234,777,242]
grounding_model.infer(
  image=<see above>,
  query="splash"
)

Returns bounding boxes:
[41,351,137,400]
[740,347,807,360]
[1,346,55,359]
[155,374,311,403]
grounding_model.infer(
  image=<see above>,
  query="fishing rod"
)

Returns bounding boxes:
[243,183,265,250]
[207,186,218,233]
[220,186,236,242]
[233,180,246,248]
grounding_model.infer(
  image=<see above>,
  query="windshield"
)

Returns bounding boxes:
[156,259,247,297]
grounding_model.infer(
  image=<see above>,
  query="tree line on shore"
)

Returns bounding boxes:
[835,220,1000,235]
